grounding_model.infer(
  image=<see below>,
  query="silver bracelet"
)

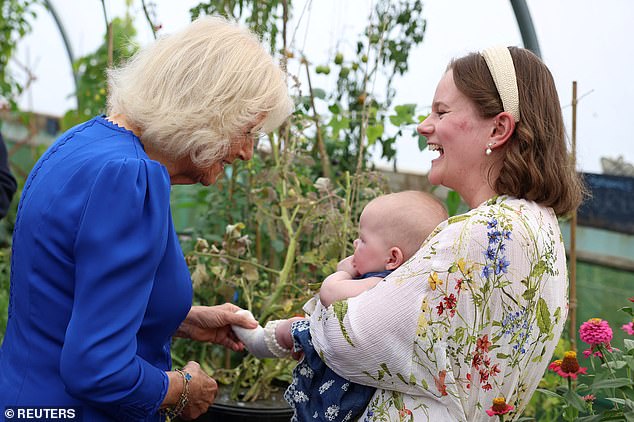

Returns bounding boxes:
[263,320,292,358]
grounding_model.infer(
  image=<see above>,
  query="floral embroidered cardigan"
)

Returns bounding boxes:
[310,196,568,421]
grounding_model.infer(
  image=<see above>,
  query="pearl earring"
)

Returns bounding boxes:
[485,142,495,156]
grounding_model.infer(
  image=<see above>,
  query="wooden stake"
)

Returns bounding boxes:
[107,22,114,69]
[569,81,578,350]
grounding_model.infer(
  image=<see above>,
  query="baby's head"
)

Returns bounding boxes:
[352,191,448,275]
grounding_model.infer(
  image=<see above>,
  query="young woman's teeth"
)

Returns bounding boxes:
[429,144,443,154]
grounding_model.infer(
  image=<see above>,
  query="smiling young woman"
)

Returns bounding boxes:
[307,46,586,421]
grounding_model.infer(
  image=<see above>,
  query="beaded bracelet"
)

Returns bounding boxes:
[263,320,292,358]
[162,369,192,419]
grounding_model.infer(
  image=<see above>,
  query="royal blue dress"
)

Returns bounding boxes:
[0,116,193,421]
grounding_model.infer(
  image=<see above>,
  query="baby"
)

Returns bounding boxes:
[233,191,448,421]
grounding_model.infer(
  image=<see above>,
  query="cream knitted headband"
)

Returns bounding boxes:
[481,46,520,122]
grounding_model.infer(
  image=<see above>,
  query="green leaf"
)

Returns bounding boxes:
[332,301,354,347]
[522,288,536,301]
[619,306,634,317]
[445,191,462,217]
[447,214,470,225]
[574,415,602,422]
[535,388,563,399]
[417,134,427,151]
[597,407,629,421]
[328,115,350,137]
[271,239,285,253]
[366,124,384,145]
[564,389,587,412]
[379,363,392,377]
[536,297,552,334]
[312,88,326,99]
[389,103,416,126]
[605,359,627,370]
[530,260,548,280]
[624,338,634,352]
[591,377,633,390]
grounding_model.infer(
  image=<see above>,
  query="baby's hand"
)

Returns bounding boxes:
[336,255,358,277]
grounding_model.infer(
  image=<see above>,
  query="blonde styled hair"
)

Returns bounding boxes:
[107,16,293,167]
[366,191,448,260]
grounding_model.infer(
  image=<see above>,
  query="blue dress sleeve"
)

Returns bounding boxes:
[59,158,171,420]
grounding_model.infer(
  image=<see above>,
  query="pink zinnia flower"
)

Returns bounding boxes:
[549,351,588,379]
[580,318,613,357]
[580,318,613,344]
[622,322,634,336]
[486,397,514,416]
[583,394,596,402]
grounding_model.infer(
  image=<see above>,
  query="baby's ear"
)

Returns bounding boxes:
[385,247,404,270]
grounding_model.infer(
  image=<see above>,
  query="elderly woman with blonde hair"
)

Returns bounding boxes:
[0,16,292,421]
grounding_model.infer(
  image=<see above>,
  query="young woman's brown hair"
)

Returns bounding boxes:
[450,47,587,216]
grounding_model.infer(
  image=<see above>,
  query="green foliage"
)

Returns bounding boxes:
[167,6,431,397]
[0,247,10,344]
[170,121,389,399]
[61,15,138,131]
[306,0,427,171]
[190,0,287,52]
[528,303,634,422]
[0,0,43,109]
[0,147,31,342]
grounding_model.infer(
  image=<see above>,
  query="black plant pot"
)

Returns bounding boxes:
[176,387,293,422]
[197,402,293,422]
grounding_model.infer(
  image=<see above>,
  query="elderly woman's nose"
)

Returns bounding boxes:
[239,140,254,161]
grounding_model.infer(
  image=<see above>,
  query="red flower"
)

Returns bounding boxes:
[398,407,413,418]
[549,351,587,379]
[443,293,457,317]
[477,334,492,353]
[486,397,514,416]
[472,354,483,368]
[455,278,464,292]
[434,370,448,396]
[583,394,596,402]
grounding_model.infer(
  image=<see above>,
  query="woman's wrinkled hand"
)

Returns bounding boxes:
[179,361,217,420]
[175,303,259,351]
